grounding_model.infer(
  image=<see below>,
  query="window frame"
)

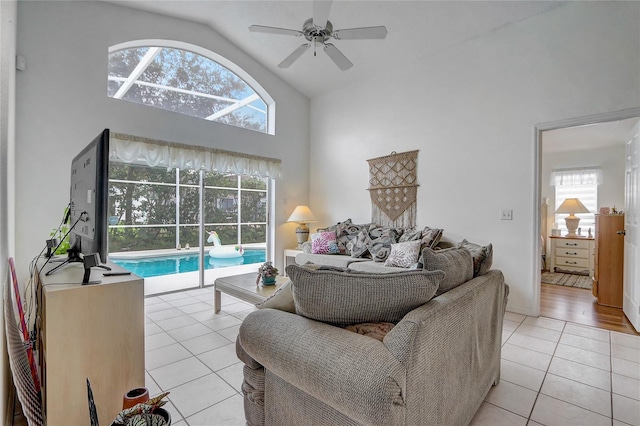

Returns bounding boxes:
[108,164,269,252]
[108,39,275,135]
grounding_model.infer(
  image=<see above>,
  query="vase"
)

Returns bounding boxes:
[152,407,171,425]
[262,275,276,286]
[123,387,149,409]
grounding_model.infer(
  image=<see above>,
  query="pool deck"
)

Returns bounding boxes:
[143,263,259,296]
[109,245,265,296]
[110,243,265,260]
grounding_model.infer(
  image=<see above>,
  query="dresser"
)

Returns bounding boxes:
[592,214,625,308]
[36,260,145,425]
[548,236,594,277]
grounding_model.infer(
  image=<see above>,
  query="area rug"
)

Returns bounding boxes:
[541,272,592,290]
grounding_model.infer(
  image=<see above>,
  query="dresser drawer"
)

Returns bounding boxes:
[554,247,589,259]
[553,238,591,250]
[549,236,594,277]
[555,256,590,269]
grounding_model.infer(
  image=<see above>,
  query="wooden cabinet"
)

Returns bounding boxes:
[548,236,594,277]
[36,260,145,425]
[592,214,625,308]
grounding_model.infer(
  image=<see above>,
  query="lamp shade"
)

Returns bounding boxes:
[555,198,590,214]
[555,198,590,237]
[287,206,317,224]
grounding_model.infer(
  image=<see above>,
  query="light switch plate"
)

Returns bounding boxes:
[500,209,513,220]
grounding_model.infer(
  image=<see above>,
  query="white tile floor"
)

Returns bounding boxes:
[144,288,640,426]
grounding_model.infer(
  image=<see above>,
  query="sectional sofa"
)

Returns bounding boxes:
[236,220,507,425]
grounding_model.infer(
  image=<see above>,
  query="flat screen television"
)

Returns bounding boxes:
[46,129,110,277]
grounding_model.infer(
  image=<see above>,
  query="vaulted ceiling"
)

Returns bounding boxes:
[106,1,637,149]
[108,0,562,98]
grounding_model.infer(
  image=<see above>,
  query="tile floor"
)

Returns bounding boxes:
[144,287,640,426]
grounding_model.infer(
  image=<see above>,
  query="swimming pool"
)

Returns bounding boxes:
[112,249,265,278]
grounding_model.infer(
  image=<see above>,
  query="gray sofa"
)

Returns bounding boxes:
[237,265,509,425]
[296,251,411,273]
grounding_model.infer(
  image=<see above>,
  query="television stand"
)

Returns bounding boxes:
[81,253,112,285]
[44,247,83,276]
[44,250,112,278]
[35,259,144,425]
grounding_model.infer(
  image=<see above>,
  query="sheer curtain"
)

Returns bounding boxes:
[109,132,282,178]
[549,167,602,186]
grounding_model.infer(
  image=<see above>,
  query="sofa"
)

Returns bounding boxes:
[237,246,509,425]
[294,219,493,276]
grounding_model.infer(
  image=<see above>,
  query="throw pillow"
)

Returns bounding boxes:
[286,264,444,327]
[421,247,474,295]
[367,227,398,262]
[254,280,296,313]
[321,219,351,254]
[385,240,421,268]
[349,230,372,258]
[300,241,312,253]
[459,239,493,276]
[311,231,340,254]
[420,227,444,249]
[398,228,422,243]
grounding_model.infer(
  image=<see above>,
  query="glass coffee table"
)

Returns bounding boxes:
[214,273,289,313]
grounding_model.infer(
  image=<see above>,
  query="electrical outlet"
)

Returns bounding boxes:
[500,209,513,220]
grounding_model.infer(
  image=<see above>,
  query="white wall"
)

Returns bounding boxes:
[309,2,640,315]
[15,1,310,279]
[0,1,17,420]
[541,144,626,240]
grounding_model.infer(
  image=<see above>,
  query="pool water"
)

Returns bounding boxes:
[112,249,265,278]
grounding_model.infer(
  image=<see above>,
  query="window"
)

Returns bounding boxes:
[108,41,274,134]
[108,164,268,252]
[552,168,601,235]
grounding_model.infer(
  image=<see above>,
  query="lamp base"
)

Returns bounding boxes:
[295,223,309,248]
[564,215,580,237]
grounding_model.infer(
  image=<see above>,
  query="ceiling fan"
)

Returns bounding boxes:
[249,0,387,71]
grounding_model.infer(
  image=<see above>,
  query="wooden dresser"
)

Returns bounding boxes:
[592,214,625,307]
[36,260,145,425]
[548,236,594,277]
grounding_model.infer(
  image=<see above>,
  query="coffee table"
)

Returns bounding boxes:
[214,273,289,313]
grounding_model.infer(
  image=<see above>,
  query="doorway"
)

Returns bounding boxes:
[535,109,640,334]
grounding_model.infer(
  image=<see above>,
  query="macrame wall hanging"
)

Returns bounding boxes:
[367,150,419,228]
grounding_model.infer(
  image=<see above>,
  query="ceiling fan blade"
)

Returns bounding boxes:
[249,25,303,37]
[333,26,388,40]
[313,0,333,28]
[324,43,353,71]
[278,44,311,68]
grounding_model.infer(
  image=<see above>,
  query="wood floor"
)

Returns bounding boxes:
[540,282,639,335]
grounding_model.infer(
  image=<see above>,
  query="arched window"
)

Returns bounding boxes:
[108,40,274,134]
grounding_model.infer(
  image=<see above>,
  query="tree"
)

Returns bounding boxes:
[109,163,177,251]
[108,47,266,132]
[108,165,268,251]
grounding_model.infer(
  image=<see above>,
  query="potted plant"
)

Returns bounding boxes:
[257,261,278,286]
[112,391,171,425]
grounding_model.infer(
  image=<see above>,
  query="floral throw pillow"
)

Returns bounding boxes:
[311,231,340,254]
[384,240,422,268]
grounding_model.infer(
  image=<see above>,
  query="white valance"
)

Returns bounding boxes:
[550,167,602,186]
[109,132,282,179]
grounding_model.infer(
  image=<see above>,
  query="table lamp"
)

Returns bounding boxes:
[555,198,590,237]
[287,205,317,248]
